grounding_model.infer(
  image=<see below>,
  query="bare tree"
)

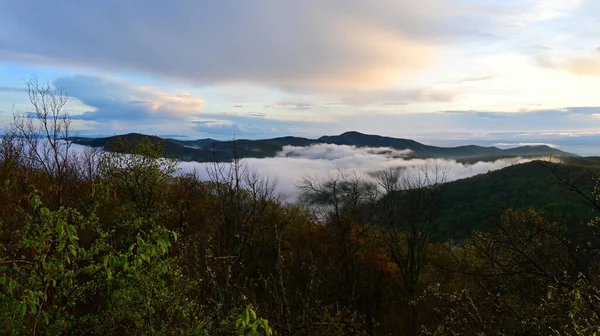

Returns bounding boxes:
[12,76,73,206]
[206,153,278,262]
[374,162,448,335]
[204,147,283,327]
[75,146,102,183]
[298,169,380,222]
[297,169,380,334]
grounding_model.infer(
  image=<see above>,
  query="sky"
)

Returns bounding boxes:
[1,0,600,155]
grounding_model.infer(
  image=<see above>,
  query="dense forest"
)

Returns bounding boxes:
[1,81,600,335]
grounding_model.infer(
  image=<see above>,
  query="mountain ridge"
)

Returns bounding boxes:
[71,131,575,162]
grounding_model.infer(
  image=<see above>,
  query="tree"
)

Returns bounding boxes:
[98,136,178,216]
[373,163,447,335]
[12,77,73,207]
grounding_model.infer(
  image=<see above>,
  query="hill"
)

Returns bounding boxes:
[77,133,220,161]
[72,131,575,162]
[435,159,599,239]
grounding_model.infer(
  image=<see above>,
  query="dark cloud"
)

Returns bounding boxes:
[0,0,489,91]
[246,112,267,117]
[563,107,600,115]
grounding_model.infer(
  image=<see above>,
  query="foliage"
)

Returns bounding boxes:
[3,92,600,335]
[237,305,273,336]
[436,161,598,239]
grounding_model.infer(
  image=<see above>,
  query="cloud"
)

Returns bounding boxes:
[562,56,600,76]
[191,113,320,138]
[271,102,317,110]
[192,121,242,135]
[0,86,25,93]
[537,52,600,76]
[447,75,493,83]
[0,0,490,91]
[177,143,535,202]
[332,107,600,139]
[338,88,455,106]
[54,75,204,121]
[278,144,412,160]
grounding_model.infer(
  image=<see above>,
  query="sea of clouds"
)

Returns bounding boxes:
[176,143,535,202]
[44,142,539,203]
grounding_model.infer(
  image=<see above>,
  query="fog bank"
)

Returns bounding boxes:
[178,144,535,202]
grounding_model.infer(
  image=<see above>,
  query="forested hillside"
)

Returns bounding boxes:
[436,159,599,239]
[2,83,600,335]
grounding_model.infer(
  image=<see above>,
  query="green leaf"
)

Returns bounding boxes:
[29,302,37,314]
[8,279,17,294]
[17,302,26,317]
[30,194,41,210]
[262,320,272,335]
[67,225,78,241]
[241,307,250,326]
[55,220,64,237]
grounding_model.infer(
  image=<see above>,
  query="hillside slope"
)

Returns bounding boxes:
[435,160,599,239]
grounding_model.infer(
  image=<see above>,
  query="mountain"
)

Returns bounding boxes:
[318,131,570,158]
[434,159,599,239]
[72,131,575,162]
[75,133,219,161]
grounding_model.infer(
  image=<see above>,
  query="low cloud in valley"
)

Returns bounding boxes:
[177,143,536,202]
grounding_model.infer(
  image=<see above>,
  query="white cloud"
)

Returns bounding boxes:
[538,53,600,76]
[277,144,412,160]
[54,75,205,121]
[178,144,534,202]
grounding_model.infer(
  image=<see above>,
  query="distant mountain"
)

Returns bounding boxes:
[72,131,575,162]
[318,131,571,158]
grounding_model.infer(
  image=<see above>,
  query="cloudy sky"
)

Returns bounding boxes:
[1,0,600,154]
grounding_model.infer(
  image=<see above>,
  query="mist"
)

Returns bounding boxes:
[50,142,539,202]
[178,144,536,202]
